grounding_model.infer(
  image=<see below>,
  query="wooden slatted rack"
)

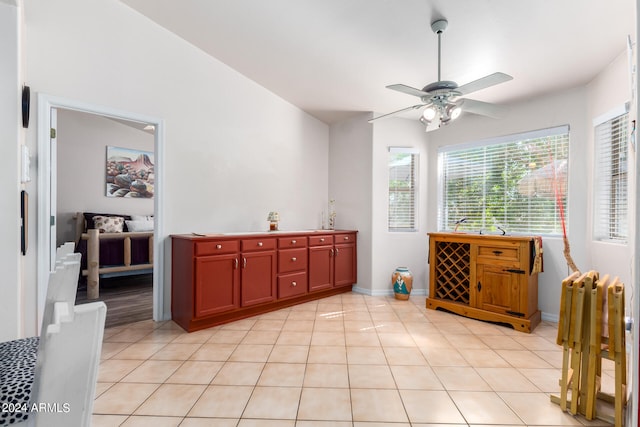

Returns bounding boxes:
[434,241,470,303]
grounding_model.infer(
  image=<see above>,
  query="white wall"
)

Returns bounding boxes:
[428,87,590,320]
[56,109,154,245]
[329,114,431,297]
[20,0,329,335]
[370,118,429,295]
[0,2,21,340]
[329,113,373,291]
[586,51,634,291]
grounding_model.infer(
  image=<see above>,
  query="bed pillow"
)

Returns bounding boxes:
[130,215,153,222]
[83,212,132,231]
[92,215,125,233]
[125,219,154,232]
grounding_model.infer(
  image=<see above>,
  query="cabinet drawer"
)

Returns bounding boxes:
[195,240,239,256]
[278,248,308,273]
[241,238,276,252]
[477,245,519,264]
[278,236,307,248]
[335,233,356,244]
[309,235,333,246]
[278,271,307,299]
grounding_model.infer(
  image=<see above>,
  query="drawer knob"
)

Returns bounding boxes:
[292,281,297,287]
[292,240,297,244]
[291,257,297,262]
[320,238,325,242]
[216,244,222,249]
[344,236,349,240]
[258,242,263,247]
[492,250,503,256]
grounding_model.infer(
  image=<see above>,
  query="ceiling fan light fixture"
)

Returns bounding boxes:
[422,106,437,121]
[439,110,452,126]
[371,17,512,129]
[446,102,463,121]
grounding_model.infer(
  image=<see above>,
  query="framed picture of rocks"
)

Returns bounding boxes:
[105,146,154,198]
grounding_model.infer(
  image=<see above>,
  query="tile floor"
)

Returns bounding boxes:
[93,293,618,426]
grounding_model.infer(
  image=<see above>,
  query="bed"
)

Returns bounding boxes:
[74,212,154,299]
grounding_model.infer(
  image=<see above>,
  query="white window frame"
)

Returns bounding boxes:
[593,104,629,243]
[388,147,419,232]
[437,126,570,236]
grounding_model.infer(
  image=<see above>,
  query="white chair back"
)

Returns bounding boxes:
[39,252,82,338]
[29,301,106,427]
[55,242,76,261]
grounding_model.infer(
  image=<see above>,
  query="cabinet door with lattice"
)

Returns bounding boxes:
[432,241,471,304]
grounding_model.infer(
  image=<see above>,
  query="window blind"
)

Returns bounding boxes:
[389,148,418,231]
[594,113,628,242]
[438,127,569,235]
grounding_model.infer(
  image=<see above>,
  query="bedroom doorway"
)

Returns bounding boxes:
[36,94,165,328]
[55,109,156,327]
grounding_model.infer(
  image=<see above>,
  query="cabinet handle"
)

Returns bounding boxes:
[335,248,340,256]
[291,257,297,262]
[291,281,297,287]
[243,257,247,268]
[477,281,482,291]
[291,240,297,244]
[258,242,263,247]
[329,248,334,257]
[492,250,503,256]
[234,258,238,269]
[216,244,222,249]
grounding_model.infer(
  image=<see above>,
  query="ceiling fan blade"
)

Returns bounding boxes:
[368,104,426,123]
[386,84,430,98]
[457,72,512,96]
[460,98,506,119]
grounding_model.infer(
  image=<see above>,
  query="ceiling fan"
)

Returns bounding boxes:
[369,18,512,130]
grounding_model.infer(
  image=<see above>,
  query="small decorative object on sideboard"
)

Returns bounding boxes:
[267,211,280,231]
[453,217,467,232]
[328,199,336,230]
[393,267,413,300]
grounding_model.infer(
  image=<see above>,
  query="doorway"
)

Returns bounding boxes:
[56,109,156,327]
[36,94,165,328]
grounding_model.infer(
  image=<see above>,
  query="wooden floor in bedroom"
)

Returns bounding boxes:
[76,273,153,328]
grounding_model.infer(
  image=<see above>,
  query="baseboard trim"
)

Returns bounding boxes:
[351,286,427,297]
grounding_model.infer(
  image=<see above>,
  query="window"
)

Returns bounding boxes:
[594,109,629,242]
[388,148,418,231]
[438,126,569,235]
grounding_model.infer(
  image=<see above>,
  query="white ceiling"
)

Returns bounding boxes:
[120,0,636,124]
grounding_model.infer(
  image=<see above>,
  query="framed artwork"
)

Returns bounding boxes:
[106,146,154,198]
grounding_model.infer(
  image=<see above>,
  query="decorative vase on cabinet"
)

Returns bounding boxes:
[393,267,413,300]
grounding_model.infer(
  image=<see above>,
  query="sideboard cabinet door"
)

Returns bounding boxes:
[241,250,277,307]
[194,254,240,317]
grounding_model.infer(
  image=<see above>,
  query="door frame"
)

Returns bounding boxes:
[36,93,166,325]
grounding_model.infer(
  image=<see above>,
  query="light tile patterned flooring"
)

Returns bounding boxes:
[93,293,617,426]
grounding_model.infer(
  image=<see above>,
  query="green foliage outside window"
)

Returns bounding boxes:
[439,131,569,235]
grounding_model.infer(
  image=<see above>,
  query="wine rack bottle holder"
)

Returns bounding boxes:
[434,241,470,304]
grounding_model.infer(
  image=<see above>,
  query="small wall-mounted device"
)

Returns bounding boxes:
[22,85,30,128]
[21,145,31,183]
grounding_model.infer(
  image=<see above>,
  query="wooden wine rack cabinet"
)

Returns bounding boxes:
[426,232,541,333]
